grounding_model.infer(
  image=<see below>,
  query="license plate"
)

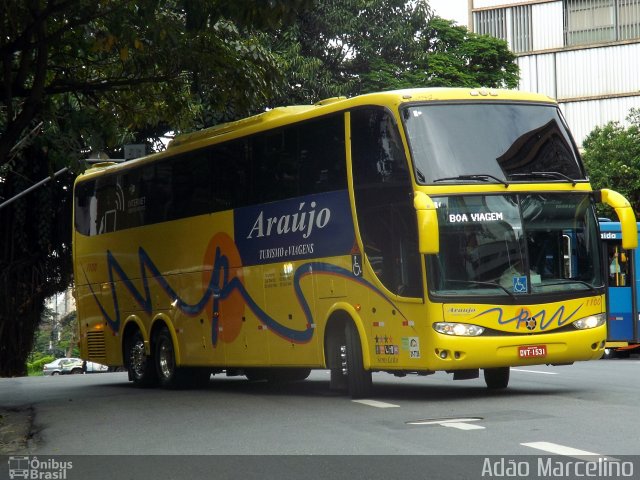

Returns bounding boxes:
[518,345,547,359]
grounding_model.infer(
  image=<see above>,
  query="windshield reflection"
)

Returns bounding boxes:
[403,103,586,184]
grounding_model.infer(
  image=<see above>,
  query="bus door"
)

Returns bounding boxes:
[603,237,637,343]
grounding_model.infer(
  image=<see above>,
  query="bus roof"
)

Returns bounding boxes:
[168,88,555,149]
[75,88,555,182]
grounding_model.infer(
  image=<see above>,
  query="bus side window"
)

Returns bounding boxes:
[298,115,346,194]
[95,176,120,234]
[251,129,298,203]
[210,139,249,210]
[351,107,422,297]
[74,180,98,236]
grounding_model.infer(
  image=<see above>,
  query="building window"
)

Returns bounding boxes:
[618,0,640,39]
[512,5,533,53]
[565,0,640,46]
[474,6,532,53]
[474,8,507,42]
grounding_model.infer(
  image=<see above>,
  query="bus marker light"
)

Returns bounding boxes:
[354,304,361,312]
[373,321,385,327]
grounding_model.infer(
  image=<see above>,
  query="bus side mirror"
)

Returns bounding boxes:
[597,189,638,249]
[414,191,440,254]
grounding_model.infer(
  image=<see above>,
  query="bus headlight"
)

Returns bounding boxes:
[572,313,606,330]
[434,322,485,336]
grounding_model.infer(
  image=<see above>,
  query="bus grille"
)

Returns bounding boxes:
[86,331,107,360]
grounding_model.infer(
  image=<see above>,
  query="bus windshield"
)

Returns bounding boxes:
[403,103,586,184]
[427,193,604,297]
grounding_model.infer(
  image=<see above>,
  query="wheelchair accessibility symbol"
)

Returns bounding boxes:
[352,254,362,277]
[513,276,527,293]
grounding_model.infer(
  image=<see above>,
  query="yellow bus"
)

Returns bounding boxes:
[73,88,637,397]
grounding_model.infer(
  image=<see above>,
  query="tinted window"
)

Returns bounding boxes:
[403,103,585,184]
[351,108,422,297]
[74,114,347,235]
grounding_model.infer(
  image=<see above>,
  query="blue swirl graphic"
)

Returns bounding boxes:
[84,246,406,345]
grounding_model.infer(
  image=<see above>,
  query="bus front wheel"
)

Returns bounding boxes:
[125,330,157,387]
[483,367,510,389]
[344,322,372,399]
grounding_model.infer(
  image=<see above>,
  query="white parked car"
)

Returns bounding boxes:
[60,359,109,374]
[42,358,82,376]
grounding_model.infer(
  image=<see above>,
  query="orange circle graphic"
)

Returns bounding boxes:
[203,233,245,343]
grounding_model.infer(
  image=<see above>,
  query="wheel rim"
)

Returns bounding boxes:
[130,339,147,378]
[158,337,175,380]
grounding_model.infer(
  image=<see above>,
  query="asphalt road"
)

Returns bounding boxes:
[1,357,639,479]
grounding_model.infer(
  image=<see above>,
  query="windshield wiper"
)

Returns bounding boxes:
[433,174,509,187]
[534,279,597,291]
[445,279,515,297]
[509,171,577,186]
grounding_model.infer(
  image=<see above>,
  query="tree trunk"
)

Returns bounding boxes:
[0,271,43,377]
[0,147,74,377]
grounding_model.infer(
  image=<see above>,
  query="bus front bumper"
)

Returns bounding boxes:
[426,325,606,370]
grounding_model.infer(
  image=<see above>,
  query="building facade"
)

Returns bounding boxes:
[470,0,640,145]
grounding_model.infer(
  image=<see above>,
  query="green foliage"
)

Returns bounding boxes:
[0,0,308,377]
[0,0,519,376]
[582,108,640,217]
[27,356,55,377]
[267,2,519,106]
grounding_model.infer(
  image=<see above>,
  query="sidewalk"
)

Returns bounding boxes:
[0,407,33,454]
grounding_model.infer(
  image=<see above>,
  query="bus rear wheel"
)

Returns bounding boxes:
[483,367,510,389]
[155,327,198,389]
[125,330,157,387]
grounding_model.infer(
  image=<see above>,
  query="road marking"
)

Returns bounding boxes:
[521,442,600,458]
[407,418,485,430]
[512,368,558,375]
[441,422,485,430]
[352,399,399,408]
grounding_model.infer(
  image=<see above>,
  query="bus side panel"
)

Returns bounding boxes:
[608,287,634,341]
[265,262,320,366]
[222,264,269,366]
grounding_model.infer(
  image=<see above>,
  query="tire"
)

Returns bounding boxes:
[484,367,510,389]
[71,368,83,375]
[344,322,372,399]
[52,372,59,376]
[155,327,194,389]
[125,330,157,387]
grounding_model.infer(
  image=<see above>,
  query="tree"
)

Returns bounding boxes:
[0,0,518,376]
[30,308,78,360]
[0,0,309,377]
[582,108,640,218]
[267,1,519,106]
